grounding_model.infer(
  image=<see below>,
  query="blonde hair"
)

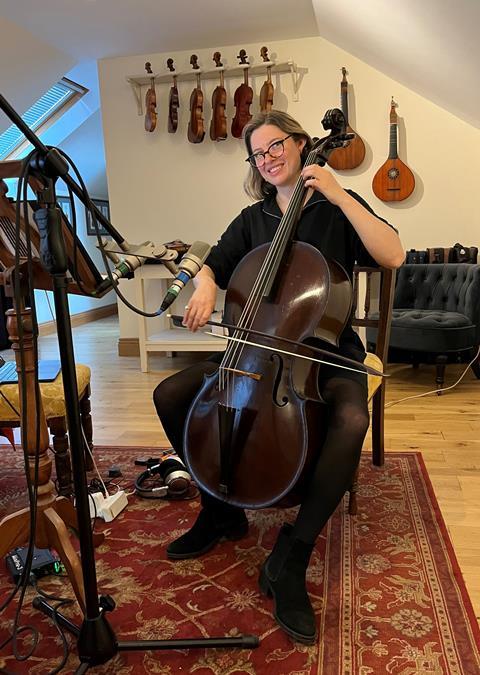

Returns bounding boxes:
[243,110,313,201]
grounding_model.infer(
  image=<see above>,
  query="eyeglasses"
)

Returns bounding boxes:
[245,135,293,168]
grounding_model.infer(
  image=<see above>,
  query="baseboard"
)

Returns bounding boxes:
[118,337,140,357]
[39,303,118,336]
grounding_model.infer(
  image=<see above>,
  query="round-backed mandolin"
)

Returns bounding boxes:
[372,98,415,202]
[327,67,365,170]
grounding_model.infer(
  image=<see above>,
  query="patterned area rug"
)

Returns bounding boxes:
[0,448,479,674]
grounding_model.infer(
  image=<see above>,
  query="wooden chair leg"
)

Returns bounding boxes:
[79,385,94,471]
[371,385,385,467]
[49,416,73,498]
[435,354,448,393]
[471,346,480,379]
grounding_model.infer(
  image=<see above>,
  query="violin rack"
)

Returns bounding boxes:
[127,60,305,115]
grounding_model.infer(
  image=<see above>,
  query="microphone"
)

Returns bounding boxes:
[159,241,211,312]
[94,239,178,295]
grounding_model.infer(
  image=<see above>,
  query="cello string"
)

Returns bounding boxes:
[219,148,318,405]
[222,148,318,382]
[219,147,319,406]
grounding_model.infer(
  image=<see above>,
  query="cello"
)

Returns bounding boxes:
[187,54,205,143]
[210,51,228,141]
[144,62,157,132]
[184,110,366,509]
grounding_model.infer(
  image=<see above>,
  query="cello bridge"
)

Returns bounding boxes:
[222,367,262,381]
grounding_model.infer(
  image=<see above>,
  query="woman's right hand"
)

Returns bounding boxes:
[182,269,217,332]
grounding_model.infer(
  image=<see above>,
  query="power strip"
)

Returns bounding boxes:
[88,491,128,522]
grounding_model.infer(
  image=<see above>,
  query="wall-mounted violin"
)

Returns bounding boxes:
[144,62,157,133]
[327,67,365,170]
[231,49,253,138]
[210,52,227,141]
[187,54,205,143]
[166,58,179,134]
[372,98,415,201]
[259,46,274,113]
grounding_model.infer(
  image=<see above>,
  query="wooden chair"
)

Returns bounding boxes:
[348,266,396,514]
[0,363,93,496]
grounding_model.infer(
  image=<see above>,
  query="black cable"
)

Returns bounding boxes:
[8,157,42,661]
[30,576,73,675]
[0,155,46,664]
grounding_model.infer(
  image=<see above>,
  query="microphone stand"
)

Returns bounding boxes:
[0,92,258,671]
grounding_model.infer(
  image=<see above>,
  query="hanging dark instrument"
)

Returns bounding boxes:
[187,54,205,143]
[210,51,228,141]
[372,97,415,201]
[327,67,365,170]
[231,49,253,138]
[183,109,364,510]
[144,62,157,133]
[166,58,179,134]
[259,46,274,113]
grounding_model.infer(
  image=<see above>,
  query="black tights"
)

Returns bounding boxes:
[153,360,369,546]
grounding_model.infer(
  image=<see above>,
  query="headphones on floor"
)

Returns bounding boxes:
[134,451,198,500]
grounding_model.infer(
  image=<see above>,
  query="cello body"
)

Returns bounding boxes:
[184,241,352,509]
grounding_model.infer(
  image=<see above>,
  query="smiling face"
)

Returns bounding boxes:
[250,124,306,192]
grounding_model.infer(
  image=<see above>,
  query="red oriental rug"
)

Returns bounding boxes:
[0,448,479,674]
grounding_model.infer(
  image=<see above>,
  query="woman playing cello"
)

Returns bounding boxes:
[153,110,405,644]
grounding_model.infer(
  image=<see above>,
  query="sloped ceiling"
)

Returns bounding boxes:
[0,0,478,128]
[311,0,480,129]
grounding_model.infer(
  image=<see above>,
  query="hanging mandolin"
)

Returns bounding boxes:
[372,98,415,201]
[187,54,205,143]
[166,58,179,133]
[144,62,157,133]
[327,67,365,170]
[231,49,253,139]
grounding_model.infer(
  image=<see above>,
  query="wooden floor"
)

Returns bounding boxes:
[4,315,479,622]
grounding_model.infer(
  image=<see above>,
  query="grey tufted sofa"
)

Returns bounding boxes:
[367,263,480,389]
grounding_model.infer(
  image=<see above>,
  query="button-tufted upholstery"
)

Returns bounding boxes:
[367,263,480,387]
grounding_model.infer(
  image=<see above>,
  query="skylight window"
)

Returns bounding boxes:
[0,77,87,160]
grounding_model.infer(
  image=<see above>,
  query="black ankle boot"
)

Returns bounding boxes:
[259,524,316,644]
[167,507,248,559]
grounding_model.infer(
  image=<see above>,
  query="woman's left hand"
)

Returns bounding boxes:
[301,165,347,207]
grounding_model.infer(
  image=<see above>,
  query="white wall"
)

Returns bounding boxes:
[98,35,480,340]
